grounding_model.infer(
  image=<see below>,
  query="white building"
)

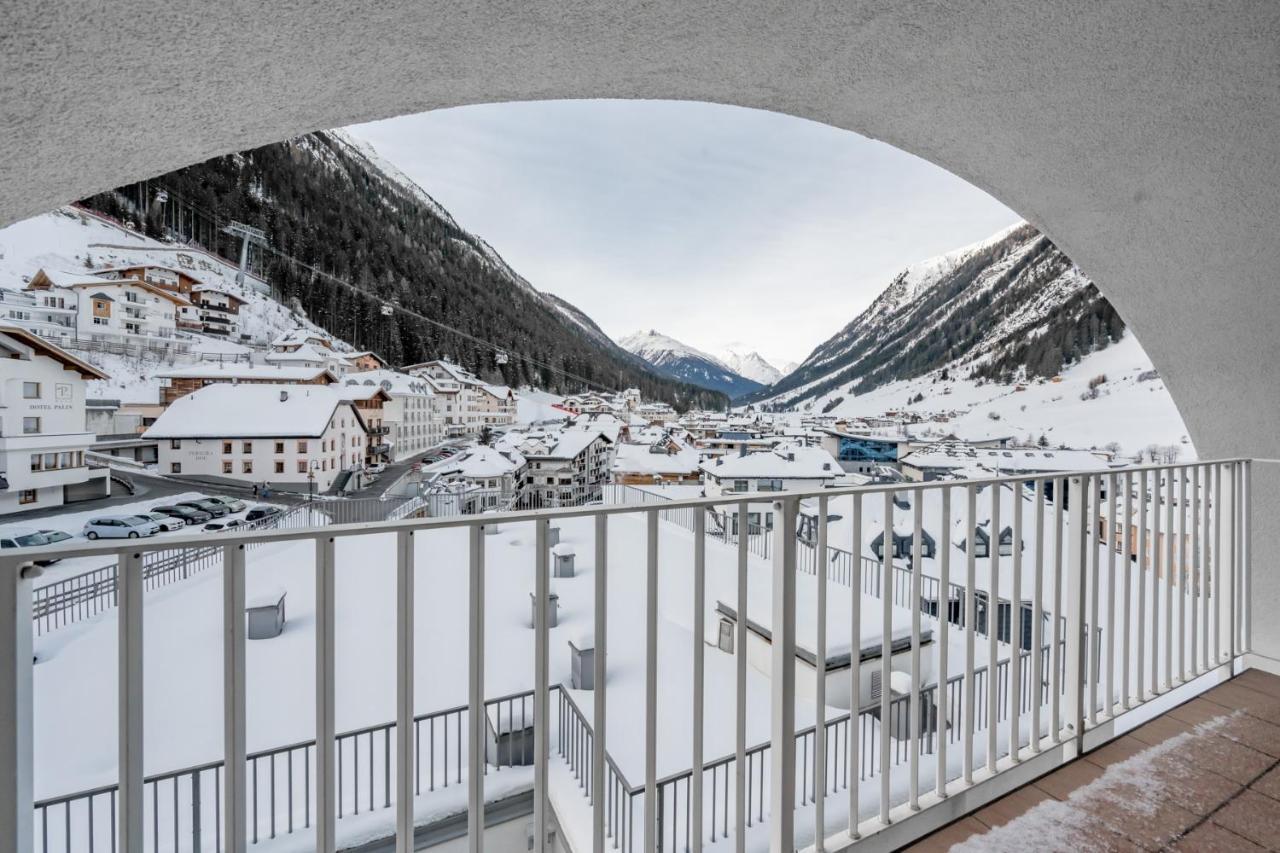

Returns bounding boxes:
[144,384,369,491]
[404,360,487,436]
[0,288,77,344]
[701,443,841,533]
[421,445,527,510]
[26,268,190,346]
[516,429,615,505]
[190,285,247,338]
[343,370,443,461]
[0,326,110,513]
[899,443,1113,482]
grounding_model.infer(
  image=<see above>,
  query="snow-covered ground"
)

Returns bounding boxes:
[0,207,340,402]
[798,333,1191,459]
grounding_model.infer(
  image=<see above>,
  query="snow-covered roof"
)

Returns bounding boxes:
[143,384,363,439]
[900,444,1112,474]
[524,428,612,460]
[343,369,435,397]
[611,442,702,476]
[701,444,840,480]
[155,364,337,382]
[265,343,340,364]
[0,325,110,380]
[424,445,526,479]
[271,328,333,349]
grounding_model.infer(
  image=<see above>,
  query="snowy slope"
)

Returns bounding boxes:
[751,222,1116,407]
[720,349,788,385]
[619,330,763,398]
[0,207,345,402]
[796,333,1191,459]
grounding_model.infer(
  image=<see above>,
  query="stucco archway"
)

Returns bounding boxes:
[2,1,1279,658]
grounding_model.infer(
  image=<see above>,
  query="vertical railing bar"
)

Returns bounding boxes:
[1213,464,1222,664]
[1010,479,1023,760]
[316,537,336,853]
[593,514,609,853]
[880,489,893,822]
[935,487,950,794]
[223,544,247,853]
[815,495,830,846]
[1151,468,1163,696]
[1065,475,1088,756]
[1051,477,1064,742]
[1105,472,1117,718]
[908,493,922,811]
[396,530,414,853]
[1121,471,1133,708]
[1087,476,1100,725]
[467,524,485,853]
[987,482,1000,772]
[963,484,976,782]
[1177,467,1187,684]
[848,492,862,839]
[1191,465,1200,676]
[1243,460,1252,655]
[118,550,144,853]
[770,496,798,851]
[644,510,658,853]
[1031,479,1044,753]
[534,518,550,853]
[1136,471,1148,704]
[691,507,705,853]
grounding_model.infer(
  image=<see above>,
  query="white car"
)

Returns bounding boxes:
[365,463,387,474]
[83,516,161,540]
[141,511,184,533]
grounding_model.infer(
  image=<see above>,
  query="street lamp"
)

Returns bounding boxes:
[308,461,318,502]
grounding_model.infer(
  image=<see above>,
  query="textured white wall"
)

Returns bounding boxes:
[1,1,1277,658]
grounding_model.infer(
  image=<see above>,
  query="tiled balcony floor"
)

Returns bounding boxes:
[908,669,1280,851]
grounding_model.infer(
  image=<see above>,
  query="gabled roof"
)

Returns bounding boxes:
[143,384,363,439]
[154,364,338,383]
[701,443,840,479]
[0,325,109,380]
[39,270,193,306]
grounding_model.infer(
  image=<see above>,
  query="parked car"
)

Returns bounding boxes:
[151,504,211,524]
[365,462,387,474]
[37,530,73,545]
[141,511,184,533]
[176,499,227,518]
[83,516,161,540]
[244,505,283,523]
[206,495,247,514]
[0,529,60,565]
[203,519,243,533]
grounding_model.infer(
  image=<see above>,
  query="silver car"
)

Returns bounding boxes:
[141,511,184,533]
[83,516,161,540]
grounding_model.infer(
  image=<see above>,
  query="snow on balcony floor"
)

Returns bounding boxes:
[908,669,1280,852]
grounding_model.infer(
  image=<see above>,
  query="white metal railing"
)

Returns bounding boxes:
[0,458,1252,853]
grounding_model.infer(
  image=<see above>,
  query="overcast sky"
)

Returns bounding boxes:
[346,100,1020,369]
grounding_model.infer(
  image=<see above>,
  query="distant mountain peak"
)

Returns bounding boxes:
[619,329,763,399]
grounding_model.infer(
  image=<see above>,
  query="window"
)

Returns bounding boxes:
[732,479,749,492]
[242,441,252,454]
[275,461,285,474]
[29,454,41,471]
[275,441,284,454]
[222,461,233,474]
[758,478,783,492]
[242,460,253,474]
[22,417,39,434]
[170,439,181,449]
[18,489,37,505]
[22,382,40,399]
[93,316,109,326]
[297,440,308,453]
[223,441,232,454]
[298,460,307,474]
[170,462,182,473]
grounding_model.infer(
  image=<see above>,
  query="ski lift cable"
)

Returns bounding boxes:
[149,182,626,394]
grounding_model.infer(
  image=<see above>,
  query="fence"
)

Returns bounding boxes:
[1,459,1252,853]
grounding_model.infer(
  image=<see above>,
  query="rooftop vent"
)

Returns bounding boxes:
[279,390,289,402]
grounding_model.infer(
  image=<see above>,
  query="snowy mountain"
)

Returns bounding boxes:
[619,330,764,399]
[76,131,729,412]
[749,223,1125,409]
[719,349,789,385]
[745,222,1189,457]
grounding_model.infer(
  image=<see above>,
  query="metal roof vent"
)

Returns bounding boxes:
[279,390,289,402]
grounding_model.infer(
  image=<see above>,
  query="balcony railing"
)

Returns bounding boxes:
[0,458,1253,853]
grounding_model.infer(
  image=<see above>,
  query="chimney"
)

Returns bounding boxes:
[739,443,748,457]
[280,390,289,402]
[788,451,795,462]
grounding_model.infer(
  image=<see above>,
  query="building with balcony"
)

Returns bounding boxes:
[0,288,76,344]
[143,383,369,491]
[0,325,110,513]
[512,427,614,505]
[343,369,443,461]
[190,285,246,337]
[24,268,190,346]
[702,442,841,533]
[154,363,339,405]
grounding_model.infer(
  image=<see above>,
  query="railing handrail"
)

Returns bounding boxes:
[4,458,1244,567]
